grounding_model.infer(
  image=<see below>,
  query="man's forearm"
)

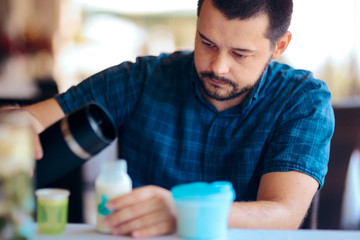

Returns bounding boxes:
[228,171,319,230]
[22,98,65,132]
[228,200,304,229]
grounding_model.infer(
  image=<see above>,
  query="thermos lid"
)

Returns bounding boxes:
[61,102,117,159]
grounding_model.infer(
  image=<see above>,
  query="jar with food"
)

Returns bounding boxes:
[0,111,36,239]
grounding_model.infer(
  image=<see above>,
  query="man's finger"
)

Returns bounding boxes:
[106,196,165,226]
[111,208,174,236]
[34,132,43,160]
[131,221,176,238]
[107,186,162,210]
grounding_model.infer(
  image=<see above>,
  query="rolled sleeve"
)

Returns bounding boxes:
[262,78,335,189]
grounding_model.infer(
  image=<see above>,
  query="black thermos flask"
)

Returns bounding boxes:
[35,102,117,188]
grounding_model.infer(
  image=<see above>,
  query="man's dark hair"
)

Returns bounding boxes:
[197,0,293,46]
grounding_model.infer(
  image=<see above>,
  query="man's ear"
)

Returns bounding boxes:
[271,31,292,60]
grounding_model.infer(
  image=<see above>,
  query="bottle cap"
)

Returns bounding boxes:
[102,159,128,173]
[171,181,235,202]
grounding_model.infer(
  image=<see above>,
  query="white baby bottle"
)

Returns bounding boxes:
[95,159,132,234]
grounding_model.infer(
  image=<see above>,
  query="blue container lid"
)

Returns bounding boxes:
[171,181,235,202]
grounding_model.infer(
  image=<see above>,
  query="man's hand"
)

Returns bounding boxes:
[1,98,66,160]
[104,185,177,238]
[0,106,44,160]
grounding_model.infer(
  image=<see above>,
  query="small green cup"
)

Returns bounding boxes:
[35,188,70,235]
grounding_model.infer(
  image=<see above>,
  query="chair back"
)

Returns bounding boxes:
[317,104,360,229]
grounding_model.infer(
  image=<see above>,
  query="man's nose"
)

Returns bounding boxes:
[211,52,230,75]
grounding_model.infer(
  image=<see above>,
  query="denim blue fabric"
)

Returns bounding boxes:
[56,51,335,201]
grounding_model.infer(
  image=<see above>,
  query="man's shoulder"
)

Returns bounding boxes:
[268,61,313,82]
[267,61,329,94]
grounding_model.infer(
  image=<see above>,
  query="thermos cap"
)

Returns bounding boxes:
[61,102,117,159]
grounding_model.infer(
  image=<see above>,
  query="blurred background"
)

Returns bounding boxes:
[1,0,360,230]
[1,0,359,102]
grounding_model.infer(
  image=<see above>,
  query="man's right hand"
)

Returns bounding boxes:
[1,98,66,160]
[0,106,44,160]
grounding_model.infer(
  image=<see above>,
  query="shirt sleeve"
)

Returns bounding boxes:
[261,72,335,189]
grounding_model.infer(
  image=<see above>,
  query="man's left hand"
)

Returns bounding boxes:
[104,185,177,238]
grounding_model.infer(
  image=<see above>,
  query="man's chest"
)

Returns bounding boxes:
[119,101,276,196]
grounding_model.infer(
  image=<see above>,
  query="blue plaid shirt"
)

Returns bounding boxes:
[56,51,334,201]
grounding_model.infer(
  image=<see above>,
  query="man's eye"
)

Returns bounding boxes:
[202,41,214,47]
[233,52,247,59]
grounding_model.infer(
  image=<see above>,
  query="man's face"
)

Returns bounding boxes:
[194,0,274,103]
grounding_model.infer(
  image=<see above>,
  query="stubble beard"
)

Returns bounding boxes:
[198,59,271,101]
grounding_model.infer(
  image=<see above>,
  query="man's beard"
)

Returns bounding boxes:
[198,59,271,101]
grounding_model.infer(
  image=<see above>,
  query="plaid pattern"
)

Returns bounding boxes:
[56,51,334,201]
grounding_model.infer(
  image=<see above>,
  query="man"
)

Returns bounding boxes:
[13,0,334,238]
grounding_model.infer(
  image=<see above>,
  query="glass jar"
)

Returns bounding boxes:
[0,111,36,239]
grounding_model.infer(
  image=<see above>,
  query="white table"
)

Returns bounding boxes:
[35,224,360,240]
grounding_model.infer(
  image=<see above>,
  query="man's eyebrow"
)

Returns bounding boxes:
[198,31,255,53]
[199,32,214,44]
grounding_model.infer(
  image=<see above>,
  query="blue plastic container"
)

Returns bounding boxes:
[171,181,235,240]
